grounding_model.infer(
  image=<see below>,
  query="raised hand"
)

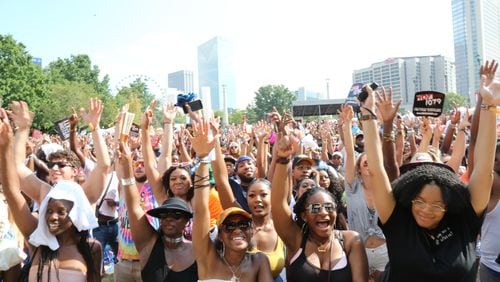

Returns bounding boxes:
[186,119,218,157]
[458,108,471,131]
[162,102,177,124]
[8,101,34,130]
[337,104,354,125]
[479,60,500,106]
[69,107,80,129]
[375,86,401,123]
[80,98,103,130]
[254,120,272,140]
[449,105,460,125]
[141,100,157,130]
[0,108,14,148]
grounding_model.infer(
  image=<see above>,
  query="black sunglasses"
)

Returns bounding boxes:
[47,161,73,169]
[159,211,188,220]
[221,220,252,233]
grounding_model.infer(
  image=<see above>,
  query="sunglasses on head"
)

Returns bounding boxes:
[47,161,73,169]
[305,202,336,214]
[221,220,252,233]
[159,211,188,220]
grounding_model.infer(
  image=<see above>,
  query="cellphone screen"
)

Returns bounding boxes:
[183,100,203,113]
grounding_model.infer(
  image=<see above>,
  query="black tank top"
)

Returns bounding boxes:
[287,231,352,282]
[141,235,198,282]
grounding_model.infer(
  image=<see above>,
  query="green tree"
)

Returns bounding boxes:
[0,34,50,129]
[443,92,468,112]
[114,79,156,125]
[246,84,296,123]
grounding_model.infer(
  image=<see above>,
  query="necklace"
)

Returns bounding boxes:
[163,235,183,244]
[309,236,333,253]
[221,253,246,282]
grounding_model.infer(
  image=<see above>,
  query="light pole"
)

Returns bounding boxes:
[222,84,228,125]
[326,78,330,99]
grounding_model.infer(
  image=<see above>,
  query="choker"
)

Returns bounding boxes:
[163,235,183,244]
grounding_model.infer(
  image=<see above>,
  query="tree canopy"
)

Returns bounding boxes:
[246,84,296,123]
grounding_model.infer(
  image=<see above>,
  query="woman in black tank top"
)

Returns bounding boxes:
[269,111,369,282]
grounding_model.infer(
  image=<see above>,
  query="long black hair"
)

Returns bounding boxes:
[161,166,195,201]
[35,229,100,282]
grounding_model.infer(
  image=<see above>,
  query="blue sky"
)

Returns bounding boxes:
[1,0,454,108]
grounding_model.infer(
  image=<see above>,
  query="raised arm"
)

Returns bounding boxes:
[339,104,356,186]
[157,102,177,173]
[69,110,86,168]
[0,107,38,238]
[441,109,460,154]
[468,60,499,214]
[189,119,218,268]
[140,100,167,204]
[10,101,51,204]
[80,98,111,203]
[446,110,469,173]
[270,113,302,253]
[376,86,401,181]
[116,141,155,251]
[254,120,272,178]
[362,86,396,223]
[417,117,433,153]
[210,117,240,209]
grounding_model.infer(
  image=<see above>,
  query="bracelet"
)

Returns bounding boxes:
[359,114,377,121]
[163,121,173,126]
[276,157,291,164]
[480,104,500,113]
[121,178,136,186]
[88,122,96,132]
[360,107,377,120]
[382,133,395,143]
[197,156,211,164]
[194,183,211,189]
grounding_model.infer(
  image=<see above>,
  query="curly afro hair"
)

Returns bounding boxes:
[392,164,470,215]
[161,166,194,201]
[293,187,336,232]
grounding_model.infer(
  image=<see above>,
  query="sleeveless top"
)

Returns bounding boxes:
[287,232,352,282]
[480,199,500,272]
[29,267,86,282]
[248,235,286,278]
[141,235,198,282]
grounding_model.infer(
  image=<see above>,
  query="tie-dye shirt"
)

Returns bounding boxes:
[117,182,159,260]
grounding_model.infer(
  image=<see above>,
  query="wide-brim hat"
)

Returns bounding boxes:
[146,197,193,218]
[216,207,252,226]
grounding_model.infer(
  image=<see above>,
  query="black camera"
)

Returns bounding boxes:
[357,82,379,103]
[496,253,500,264]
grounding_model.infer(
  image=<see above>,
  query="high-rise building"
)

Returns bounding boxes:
[452,0,500,103]
[294,87,325,101]
[352,56,456,111]
[168,70,194,93]
[197,36,236,111]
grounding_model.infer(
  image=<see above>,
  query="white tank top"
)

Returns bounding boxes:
[480,200,500,272]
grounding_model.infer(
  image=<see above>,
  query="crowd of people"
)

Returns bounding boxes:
[0,61,499,282]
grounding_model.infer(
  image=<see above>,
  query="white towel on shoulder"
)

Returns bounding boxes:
[29,181,98,250]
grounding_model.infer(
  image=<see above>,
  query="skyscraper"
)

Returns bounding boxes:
[452,0,500,104]
[197,36,236,111]
[168,70,194,93]
[353,56,456,111]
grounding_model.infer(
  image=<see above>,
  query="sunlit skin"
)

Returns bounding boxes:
[169,168,192,199]
[357,154,370,177]
[225,161,235,177]
[49,158,78,184]
[134,159,146,179]
[229,142,240,157]
[301,192,336,241]
[292,161,312,183]
[247,182,270,217]
[411,183,446,230]
[45,199,74,236]
[159,211,190,238]
[219,215,253,252]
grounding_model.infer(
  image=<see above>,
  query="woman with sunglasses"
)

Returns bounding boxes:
[270,116,368,282]
[190,119,273,282]
[212,132,286,281]
[360,61,499,281]
[115,140,198,282]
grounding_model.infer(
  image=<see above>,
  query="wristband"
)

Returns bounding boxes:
[359,114,377,121]
[480,104,500,113]
[198,156,211,164]
[121,178,136,186]
[276,157,291,164]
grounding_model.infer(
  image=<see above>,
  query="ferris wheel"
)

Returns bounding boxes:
[114,74,170,100]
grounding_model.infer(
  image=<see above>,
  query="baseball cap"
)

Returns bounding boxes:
[292,154,315,168]
[234,155,253,171]
[224,155,237,165]
[146,197,193,218]
[217,207,252,226]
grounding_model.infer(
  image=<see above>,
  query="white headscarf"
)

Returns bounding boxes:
[29,181,98,250]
